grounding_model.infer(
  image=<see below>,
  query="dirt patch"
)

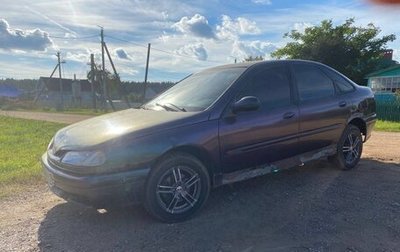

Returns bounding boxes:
[363,131,400,164]
[0,132,399,252]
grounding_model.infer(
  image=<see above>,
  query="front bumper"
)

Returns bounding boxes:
[41,154,150,208]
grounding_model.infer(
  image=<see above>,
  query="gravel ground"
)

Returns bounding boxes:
[0,111,399,251]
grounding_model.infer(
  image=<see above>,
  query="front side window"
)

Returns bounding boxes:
[237,66,292,110]
[145,67,245,112]
[293,64,335,102]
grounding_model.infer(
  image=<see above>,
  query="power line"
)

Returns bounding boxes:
[49,34,98,40]
[104,35,221,63]
[105,35,149,49]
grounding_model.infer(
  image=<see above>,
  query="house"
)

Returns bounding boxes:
[366,64,400,102]
[36,76,98,108]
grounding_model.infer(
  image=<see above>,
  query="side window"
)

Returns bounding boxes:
[321,67,355,94]
[238,66,291,109]
[293,64,335,102]
[335,79,355,93]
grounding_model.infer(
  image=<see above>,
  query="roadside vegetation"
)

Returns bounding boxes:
[0,116,66,198]
[272,18,396,85]
[375,120,400,132]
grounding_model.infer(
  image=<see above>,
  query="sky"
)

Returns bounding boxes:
[0,0,400,82]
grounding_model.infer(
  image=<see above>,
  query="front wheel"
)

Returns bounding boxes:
[144,152,210,223]
[331,124,363,170]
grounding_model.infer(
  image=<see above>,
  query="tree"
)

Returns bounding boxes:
[271,19,396,85]
[87,65,120,98]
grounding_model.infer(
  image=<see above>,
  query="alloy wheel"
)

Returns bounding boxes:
[156,166,201,214]
[342,132,362,165]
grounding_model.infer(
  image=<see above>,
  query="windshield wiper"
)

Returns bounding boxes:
[155,103,186,112]
[165,103,186,112]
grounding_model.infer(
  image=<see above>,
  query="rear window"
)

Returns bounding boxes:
[321,67,355,94]
[293,64,335,102]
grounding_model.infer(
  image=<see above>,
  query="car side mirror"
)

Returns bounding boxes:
[231,96,261,114]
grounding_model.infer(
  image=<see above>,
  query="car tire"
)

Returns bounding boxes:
[144,152,211,223]
[331,124,363,170]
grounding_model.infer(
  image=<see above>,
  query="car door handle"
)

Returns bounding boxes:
[283,112,295,119]
[339,101,347,107]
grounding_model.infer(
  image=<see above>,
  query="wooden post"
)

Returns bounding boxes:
[90,54,97,112]
[100,27,108,111]
[143,43,151,103]
[103,43,131,108]
[57,52,64,110]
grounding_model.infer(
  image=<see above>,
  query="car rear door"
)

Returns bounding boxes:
[291,62,351,153]
[219,63,300,173]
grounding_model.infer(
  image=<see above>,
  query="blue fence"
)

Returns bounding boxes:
[374,93,400,122]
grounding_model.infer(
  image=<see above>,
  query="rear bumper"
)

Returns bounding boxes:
[41,154,149,208]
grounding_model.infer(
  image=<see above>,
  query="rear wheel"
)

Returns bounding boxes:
[144,152,210,223]
[331,124,363,170]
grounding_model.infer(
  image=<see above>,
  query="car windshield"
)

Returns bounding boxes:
[144,67,245,112]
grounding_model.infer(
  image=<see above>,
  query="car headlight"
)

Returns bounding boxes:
[48,137,54,150]
[61,151,106,167]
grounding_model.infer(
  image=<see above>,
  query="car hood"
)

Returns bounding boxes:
[52,109,205,151]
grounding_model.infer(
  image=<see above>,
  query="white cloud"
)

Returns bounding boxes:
[231,40,277,60]
[0,19,53,51]
[65,51,89,63]
[252,0,272,5]
[175,43,208,61]
[172,14,215,39]
[293,22,313,33]
[64,48,102,64]
[64,33,76,39]
[216,15,261,40]
[114,48,131,60]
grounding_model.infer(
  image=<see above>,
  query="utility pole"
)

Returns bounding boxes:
[143,43,151,103]
[103,43,131,108]
[100,26,108,111]
[90,54,97,112]
[57,52,64,110]
[97,26,131,110]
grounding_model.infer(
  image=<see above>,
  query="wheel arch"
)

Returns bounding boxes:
[348,117,367,137]
[151,145,217,186]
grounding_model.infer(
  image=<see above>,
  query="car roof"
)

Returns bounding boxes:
[205,59,325,71]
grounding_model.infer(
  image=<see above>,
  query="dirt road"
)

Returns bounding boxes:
[0,111,399,251]
[0,110,93,124]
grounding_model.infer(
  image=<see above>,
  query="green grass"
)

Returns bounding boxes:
[0,116,66,198]
[375,120,400,132]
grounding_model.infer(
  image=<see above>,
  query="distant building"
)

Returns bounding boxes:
[36,76,97,108]
[366,64,400,102]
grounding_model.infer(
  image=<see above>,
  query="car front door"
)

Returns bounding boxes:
[219,64,300,173]
[291,62,351,153]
